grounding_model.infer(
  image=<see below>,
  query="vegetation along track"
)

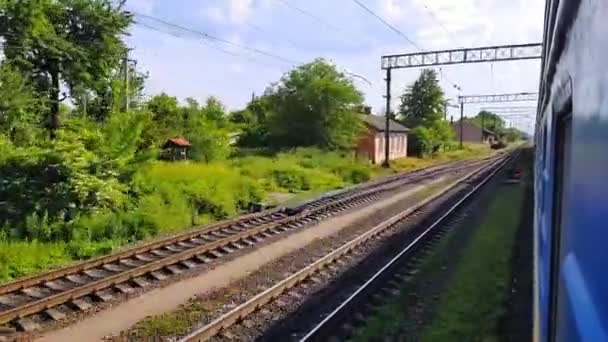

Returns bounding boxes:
[0,157,498,333]
[176,151,515,342]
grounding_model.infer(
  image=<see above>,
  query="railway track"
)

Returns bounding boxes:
[0,156,497,334]
[177,151,515,342]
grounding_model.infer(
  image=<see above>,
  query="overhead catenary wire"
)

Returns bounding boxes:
[274,0,343,34]
[350,0,421,50]
[349,0,462,92]
[420,1,464,48]
[133,12,301,65]
[136,21,240,58]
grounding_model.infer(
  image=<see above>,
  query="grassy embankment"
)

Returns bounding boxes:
[352,152,528,341]
[422,182,524,341]
[0,144,493,283]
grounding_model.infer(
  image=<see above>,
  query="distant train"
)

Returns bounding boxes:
[535,0,608,340]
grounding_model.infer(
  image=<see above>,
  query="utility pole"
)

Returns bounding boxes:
[481,111,485,142]
[459,99,464,148]
[443,101,448,121]
[383,68,392,168]
[124,51,130,112]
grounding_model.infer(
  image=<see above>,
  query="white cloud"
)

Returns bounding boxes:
[129,0,544,133]
[229,0,254,24]
[200,0,255,25]
[380,0,409,21]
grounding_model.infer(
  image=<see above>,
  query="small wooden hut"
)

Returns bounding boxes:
[162,136,192,161]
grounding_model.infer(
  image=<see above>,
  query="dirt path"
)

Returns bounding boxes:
[38,177,447,342]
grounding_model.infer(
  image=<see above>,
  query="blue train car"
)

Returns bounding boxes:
[535,0,608,341]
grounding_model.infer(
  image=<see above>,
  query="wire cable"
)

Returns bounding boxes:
[274,0,343,34]
[350,0,421,50]
[134,13,300,65]
[350,0,462,91]
[420,1,464,47]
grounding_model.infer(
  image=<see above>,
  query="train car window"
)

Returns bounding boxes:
[548,99,572,342]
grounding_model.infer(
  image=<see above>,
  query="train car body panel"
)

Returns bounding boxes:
[536,0,608,340]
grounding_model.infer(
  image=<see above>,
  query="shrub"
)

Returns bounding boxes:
[132,162,263,229]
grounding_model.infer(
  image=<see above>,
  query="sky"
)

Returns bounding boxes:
[124,0,545,134]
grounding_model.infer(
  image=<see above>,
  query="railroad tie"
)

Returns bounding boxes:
[149,271,168,281]
[44,308,66,321]
[14,318,39,332]
[114,283,134,294]
[195,255,214,263]
[93,290,114,302]
[131,277,151,288]
[164,245,183,253]
[44,281,68,292]
[179,260,198,269]
[165,265,183,275]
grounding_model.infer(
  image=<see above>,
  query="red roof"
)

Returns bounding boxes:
[166,137,192,147]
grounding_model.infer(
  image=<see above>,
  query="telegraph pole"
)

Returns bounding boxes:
[481,111,485,142]
[124,51,130,112]
[383,68,392,168]
[459,99,464,148]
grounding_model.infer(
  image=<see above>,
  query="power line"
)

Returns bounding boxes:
[136,21,241,58]
[420,1,464,47]
[274,0,343,34]
[350,0,462,91]
[350,0,421,50]
[134,13,300,65]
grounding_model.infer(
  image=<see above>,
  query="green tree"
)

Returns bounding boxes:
[408,120,454,156]
[147,93,181,130]
[73,64,148,120]
[398,69,445,128]
[0,0,132,137]
[471,111,505,134]
[247,94,271,123]
[266,58,364,149]
[502,127,523,142]
[185,116,231,163]
[0,63,44,144]
[229,109,255,125]
[201,96,227,127]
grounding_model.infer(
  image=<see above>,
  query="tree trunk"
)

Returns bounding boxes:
[49,67,60,139]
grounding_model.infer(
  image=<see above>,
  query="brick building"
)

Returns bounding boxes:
[451,121,497,143]
[355,114,409,164]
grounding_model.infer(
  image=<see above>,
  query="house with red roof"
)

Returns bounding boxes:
[162,136,192,160]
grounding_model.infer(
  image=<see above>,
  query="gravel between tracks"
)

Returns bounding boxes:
[125,175,468,341]
[36,171,465,342]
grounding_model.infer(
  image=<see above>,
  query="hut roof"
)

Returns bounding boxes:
[164,137,192,148]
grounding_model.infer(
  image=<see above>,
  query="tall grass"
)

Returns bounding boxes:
[0,145,495,283]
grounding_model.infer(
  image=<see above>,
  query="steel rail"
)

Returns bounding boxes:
[299,151,517,341]
[179,152,513,342]
[0,157,484,297]
[0,158,495,326]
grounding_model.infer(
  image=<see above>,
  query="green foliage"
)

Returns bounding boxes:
[398,69,445,128]
[133,162,263,225]
[0,0,133,133]
[147,93,181,131]
[232,148,371,194]
[424,183,525,341]
[0,63,44,145]
[201,96,227,126]
[502,127,524,142]
[468,110,505,135]
[265,58,365,149]
[397,69,453,156]
[0,240,72,282]
[409,120,454,156]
